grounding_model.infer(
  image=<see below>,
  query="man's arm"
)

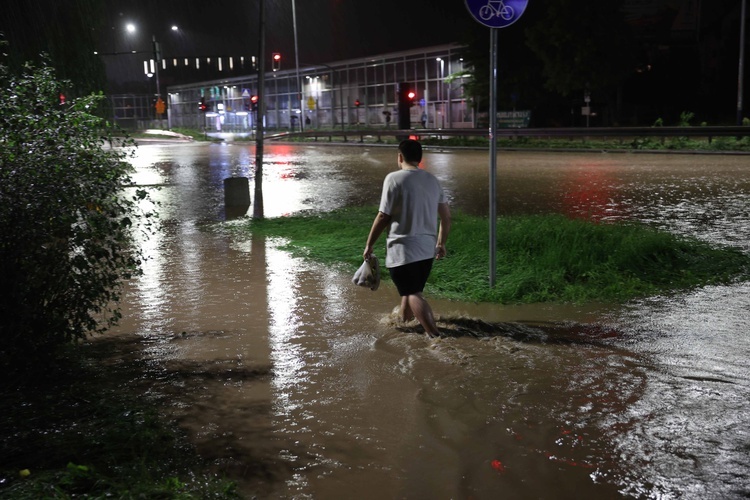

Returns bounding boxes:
[364,211,392,260]
[435,202,451,260]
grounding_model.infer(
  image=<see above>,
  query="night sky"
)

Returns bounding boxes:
[99,0,475,90]
[102,0,471,59]
[1,0,744,121]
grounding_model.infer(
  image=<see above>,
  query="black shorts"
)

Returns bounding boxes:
[389,258,434,296]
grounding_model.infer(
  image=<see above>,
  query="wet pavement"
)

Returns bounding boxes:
[108,143,750,498]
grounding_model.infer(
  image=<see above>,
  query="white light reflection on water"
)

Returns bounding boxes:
[265,242,307,415]
[114,144,750,497]
[127,145,168,187]
[602,283,750,498]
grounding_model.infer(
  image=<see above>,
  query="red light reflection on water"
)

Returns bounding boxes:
[561,159,623,222]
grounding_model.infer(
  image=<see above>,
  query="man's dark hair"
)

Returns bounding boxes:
[398,139,422,164]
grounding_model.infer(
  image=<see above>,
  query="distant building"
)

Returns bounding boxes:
[160,44,473,133]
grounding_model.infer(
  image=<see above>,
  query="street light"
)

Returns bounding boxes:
[115,22,182,124]
[93,22,138,56]
[127,24,181,115]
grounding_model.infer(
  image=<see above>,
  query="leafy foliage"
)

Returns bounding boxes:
[0,53,154,365]
[458,0,639,124]
[524,0,636,98]
[0,0,106,96]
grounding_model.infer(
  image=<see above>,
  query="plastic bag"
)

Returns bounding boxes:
[352,255,380,291]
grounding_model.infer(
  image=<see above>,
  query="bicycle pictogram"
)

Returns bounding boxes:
[479,0,514,21]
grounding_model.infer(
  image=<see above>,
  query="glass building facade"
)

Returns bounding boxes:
[165,44,473,133]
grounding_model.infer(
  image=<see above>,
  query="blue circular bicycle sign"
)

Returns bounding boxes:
[465,0,528,28]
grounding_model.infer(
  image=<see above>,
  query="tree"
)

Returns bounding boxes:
[526,0,636,96]
[0,51,154,367]
[0,0,107,97]
[525,0,636,122]
[457,22,546,120]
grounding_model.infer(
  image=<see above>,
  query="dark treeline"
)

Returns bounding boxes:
[0,0,106,97]
[460,0,748,126]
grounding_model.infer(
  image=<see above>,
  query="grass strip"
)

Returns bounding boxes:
[240,207,750,304]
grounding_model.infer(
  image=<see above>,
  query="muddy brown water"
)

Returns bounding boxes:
[106,143,750,498]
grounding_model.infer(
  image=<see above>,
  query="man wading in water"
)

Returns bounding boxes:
[363,139,451,337]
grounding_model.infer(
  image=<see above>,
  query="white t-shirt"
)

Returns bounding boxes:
[378,168,446,268]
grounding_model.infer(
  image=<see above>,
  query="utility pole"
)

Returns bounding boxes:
[738,0,747,125]
[152,35,161,101]
[292,0,303,131]
[254,0,266,219]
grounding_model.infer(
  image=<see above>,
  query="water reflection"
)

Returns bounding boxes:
[110,144,750,498]
[265,245,307,414]
[561,158,621,220]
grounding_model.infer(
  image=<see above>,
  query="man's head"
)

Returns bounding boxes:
[398,139,422,167]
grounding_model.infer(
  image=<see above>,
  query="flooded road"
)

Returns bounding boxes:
[109,143,750,498]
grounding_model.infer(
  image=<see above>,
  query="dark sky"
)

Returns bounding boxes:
[5,0,737,96]
[102,0,473,59]
[97,0,476,91]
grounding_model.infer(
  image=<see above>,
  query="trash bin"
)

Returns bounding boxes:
[224,177,250,207]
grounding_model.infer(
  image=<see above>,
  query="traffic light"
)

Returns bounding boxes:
[397,82,415,129]
[250,94,258,111]
[272,53,281,71]
[354,99,361,108]
[199,97,207,113]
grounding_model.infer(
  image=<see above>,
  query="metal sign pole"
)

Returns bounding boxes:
[464,0,528,288]
[489,28,498,287]
[254,0,266,219]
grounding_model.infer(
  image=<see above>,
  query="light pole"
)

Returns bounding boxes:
[137,25,179,124]
[738,0,747,125]
[152,35,161,102]
[150,26,178,101]
[292,0,303,131]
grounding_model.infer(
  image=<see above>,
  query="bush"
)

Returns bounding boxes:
[0,54,154,367]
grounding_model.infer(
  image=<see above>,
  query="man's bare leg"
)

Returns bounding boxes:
[399,296,415,322]
[407,293,440,337]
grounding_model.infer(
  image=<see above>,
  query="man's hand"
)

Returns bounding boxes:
[435,244,446,260]
[364,211,391,262]
[363,245,374,261]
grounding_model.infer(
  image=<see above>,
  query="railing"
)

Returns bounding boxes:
[265,126,750,144]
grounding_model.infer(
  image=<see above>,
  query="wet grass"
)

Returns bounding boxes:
[0,343,239,499]
[243,208,750,304]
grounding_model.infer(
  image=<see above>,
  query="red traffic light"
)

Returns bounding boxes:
[250,95,258,103]
[407,91,416,100]
[354,99,361,107]
[272,52,281,71]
